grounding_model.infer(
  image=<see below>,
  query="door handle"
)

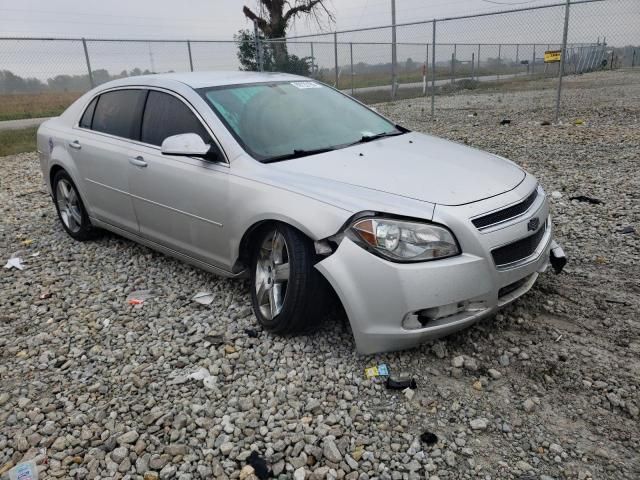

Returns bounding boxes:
[129,156,148,168]
[68,140,82,150]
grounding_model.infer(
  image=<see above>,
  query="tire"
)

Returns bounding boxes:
[250,223,328,334]
[52,170,95,241]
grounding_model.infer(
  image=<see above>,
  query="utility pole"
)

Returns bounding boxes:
[555,0,571,122]
[391,0,398,100]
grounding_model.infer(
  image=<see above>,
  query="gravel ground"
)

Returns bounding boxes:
[1,70,639,480]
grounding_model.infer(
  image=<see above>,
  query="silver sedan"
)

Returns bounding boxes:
[37,71,565,354]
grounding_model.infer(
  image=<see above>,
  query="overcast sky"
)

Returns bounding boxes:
[0,0,590,40]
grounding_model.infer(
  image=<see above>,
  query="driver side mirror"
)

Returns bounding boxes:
[161,133,211,158]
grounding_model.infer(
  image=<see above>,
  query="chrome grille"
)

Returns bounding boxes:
[473,188,538,229]
[491,222,546,267]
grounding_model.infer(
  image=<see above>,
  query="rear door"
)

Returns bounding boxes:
[126,89,231,269]
[70,89,145,233]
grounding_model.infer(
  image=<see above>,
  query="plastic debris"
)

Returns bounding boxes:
[30,252,40,257]
[244,328,260,338]
[619,226,635,234]
[5,450,46,480]
[551,191,563,199]
[192,291,215,305]
[21,239,34,246]
[4,256,24,270]
[420,431,438,445]
[188,367,211,381]
[540,120,551,126]
[569,195,603,205]
[39,290,52,300]
[364,363,389,379]
[126,290,154,306]
[574,118,584,125]
[7,460,38,480]
[500,119,511,125]
[247,451,271,480]
[386,377,417,390]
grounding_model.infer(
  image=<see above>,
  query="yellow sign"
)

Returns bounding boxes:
[544,50,562,63]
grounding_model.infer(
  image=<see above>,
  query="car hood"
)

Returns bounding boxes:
[270,132,525,206]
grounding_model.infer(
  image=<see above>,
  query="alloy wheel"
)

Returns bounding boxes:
[255,229,290,320]
[56,178,82,233]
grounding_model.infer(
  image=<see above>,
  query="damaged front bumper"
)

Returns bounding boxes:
[316,184,565,355]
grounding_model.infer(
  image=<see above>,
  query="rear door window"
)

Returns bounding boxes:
[79,97,97,129]
[92,89,145,139]
[141,90,211,147]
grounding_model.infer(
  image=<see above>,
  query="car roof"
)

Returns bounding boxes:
[101,71,307,90]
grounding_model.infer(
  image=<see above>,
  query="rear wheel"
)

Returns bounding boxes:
[250,224,327,334]
[52,170,95,241]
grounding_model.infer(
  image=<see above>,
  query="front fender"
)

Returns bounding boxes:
[226,173,352,269]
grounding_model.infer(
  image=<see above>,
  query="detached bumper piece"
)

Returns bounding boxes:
[549,240,567,274]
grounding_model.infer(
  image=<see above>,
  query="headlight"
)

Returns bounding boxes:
[350,217,460,262]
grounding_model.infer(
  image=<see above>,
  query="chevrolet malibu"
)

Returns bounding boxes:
[37,72,565,354]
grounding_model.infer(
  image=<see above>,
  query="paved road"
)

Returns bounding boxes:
[0,117,51,131]
[343,72,525,94]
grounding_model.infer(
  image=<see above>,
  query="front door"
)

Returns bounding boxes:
[126,90,230,269]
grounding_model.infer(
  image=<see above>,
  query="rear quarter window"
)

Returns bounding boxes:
[91,89,145,139]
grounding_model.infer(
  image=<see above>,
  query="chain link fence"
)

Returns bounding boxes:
[260,0,638,119]
[0,0,637,121]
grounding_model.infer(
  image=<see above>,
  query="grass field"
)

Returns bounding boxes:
[0,91,82,121]
[0,127,38,156]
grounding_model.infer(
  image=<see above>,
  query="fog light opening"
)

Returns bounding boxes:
[403,300,483,330]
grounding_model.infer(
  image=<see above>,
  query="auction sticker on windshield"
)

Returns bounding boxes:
[291,81,322,89]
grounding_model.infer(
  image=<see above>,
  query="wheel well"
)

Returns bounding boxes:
[49,165,65,189]
[234,219,344,314]
[233,220,276,274]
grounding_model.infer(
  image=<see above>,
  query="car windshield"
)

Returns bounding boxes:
[199,81,403,162]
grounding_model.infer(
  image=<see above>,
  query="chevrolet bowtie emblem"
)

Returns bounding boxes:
[527,217,540,232]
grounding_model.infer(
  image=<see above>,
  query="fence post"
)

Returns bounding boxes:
[424,43,429,96]
[391,0,398,100]
[310,42,315,76]
[82,38,94,89]
[187,40,194,72]
[532,44,536,74]
[477,44,481,80]
[350,42,354,96]
[450,53,455,84]
[516,43,519,64]
[431,20,436,117]
[471,52,475,80]
[497,44,501,80]
[610,51,614,70]
[555,0,571,122]
[633,50,636,68]
[334,32,339,88]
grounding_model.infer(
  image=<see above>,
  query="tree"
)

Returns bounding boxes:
[235,29,311,75]
[242,1,333,65]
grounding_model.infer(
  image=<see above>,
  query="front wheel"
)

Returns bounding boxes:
[250,224,328,334]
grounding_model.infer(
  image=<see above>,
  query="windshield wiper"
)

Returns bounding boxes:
[262,147,336,163]
[348,125,409,146]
